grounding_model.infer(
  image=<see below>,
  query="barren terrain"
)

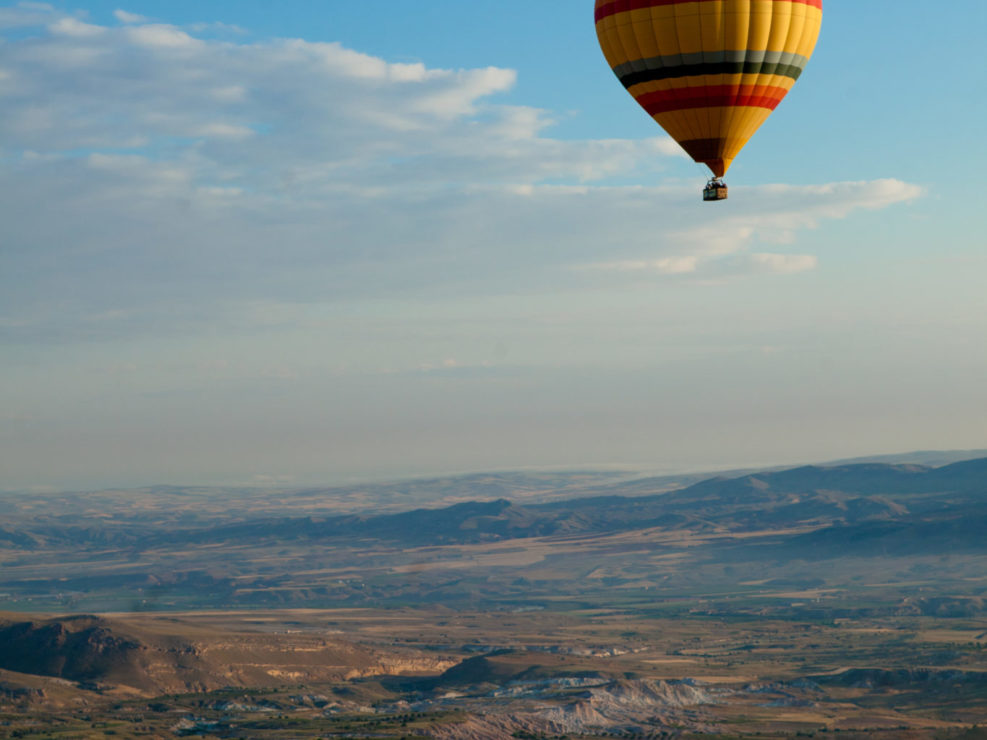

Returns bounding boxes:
[1,455,986,737]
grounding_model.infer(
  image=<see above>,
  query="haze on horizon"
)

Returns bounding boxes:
[1,1,985,492]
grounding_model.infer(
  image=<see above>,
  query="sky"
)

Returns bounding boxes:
[1,1,985,491]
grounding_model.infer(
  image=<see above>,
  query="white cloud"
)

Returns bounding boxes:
[194,122,254,139]
[576,179,917,279]
[302,40,393,80]
[0,16,666,185]
[760,179,925,215]
[412,66,516,117]
[113,9,149,24]
[125,23,200,49]
[86,152,148,169]
[210,85,247,103]
[747,253,818,274]
[186,20,246,35]
[49,16,104,37]
[583,256,699,275]
[0,14,922,343]
[0,3,55,30]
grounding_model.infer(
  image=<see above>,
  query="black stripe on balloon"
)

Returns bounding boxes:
[619,61,804,88]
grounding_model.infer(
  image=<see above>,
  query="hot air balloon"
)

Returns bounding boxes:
[594,0,823,201]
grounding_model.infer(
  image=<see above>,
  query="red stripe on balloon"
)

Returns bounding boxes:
[635,84,789,115]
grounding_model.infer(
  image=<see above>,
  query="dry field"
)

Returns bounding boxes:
[3,461,987,736]
[0,606,985,739]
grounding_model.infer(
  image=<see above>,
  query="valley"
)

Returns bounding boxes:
[1,456,986,737]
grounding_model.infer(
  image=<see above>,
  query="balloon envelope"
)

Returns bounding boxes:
[595,0,823,177]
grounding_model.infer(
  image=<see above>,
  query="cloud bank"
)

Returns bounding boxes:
[0,5,921,343]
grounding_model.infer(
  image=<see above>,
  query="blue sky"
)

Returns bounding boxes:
[1,1,985,491]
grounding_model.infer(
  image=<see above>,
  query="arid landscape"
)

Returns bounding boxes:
[3,605,987,739]
[2,453,987,737]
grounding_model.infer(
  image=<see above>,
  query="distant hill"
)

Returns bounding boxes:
[0,613,450,696]
[5,457,987,555]
[823,449,987,468]
[2,454,985,613]
[171,456,987,550]
[5,449,986,523]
